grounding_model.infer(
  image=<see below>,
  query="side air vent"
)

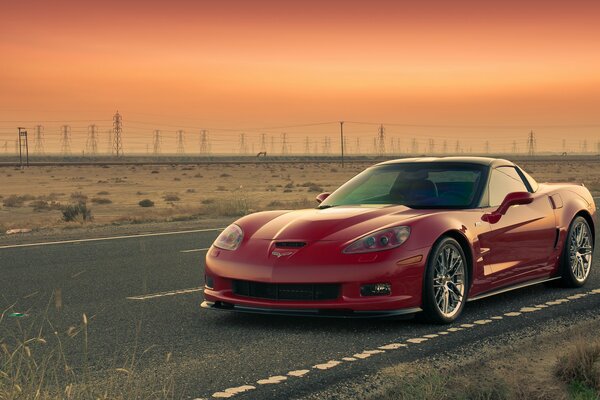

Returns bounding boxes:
[275,241,306,248]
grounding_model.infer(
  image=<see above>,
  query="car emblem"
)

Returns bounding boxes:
[271,250,293,258]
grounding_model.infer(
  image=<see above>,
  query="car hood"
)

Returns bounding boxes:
[248,205,428,242]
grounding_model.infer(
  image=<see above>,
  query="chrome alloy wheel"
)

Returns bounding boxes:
[433,244,466,318]
[569,220,593,283]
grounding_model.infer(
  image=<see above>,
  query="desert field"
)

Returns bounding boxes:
[1,159,599,234]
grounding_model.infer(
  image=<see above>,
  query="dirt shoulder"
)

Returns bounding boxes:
[301,316,600,400]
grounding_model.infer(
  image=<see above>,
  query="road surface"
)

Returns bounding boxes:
[0,224,598,399]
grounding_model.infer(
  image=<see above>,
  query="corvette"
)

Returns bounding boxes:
[202,157,596,323]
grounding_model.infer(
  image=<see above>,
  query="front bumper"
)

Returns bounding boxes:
[201,300,422,318]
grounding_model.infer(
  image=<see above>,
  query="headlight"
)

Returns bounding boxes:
[343,226,410,254]
[213,224,244,251]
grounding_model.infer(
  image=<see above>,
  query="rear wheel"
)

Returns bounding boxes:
[560,216,593,287]
[420,237,468,324]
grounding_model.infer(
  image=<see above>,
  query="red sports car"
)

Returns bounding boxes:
[202,157,596,323]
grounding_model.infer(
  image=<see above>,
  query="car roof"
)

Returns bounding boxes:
[375,156,515,168]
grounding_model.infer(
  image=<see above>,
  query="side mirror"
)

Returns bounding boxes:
[482,192,533,224]
[315,192,331,204]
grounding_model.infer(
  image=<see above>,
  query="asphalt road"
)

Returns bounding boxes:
[0,224,599,400]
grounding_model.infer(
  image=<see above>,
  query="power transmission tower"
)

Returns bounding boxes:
[270,136,275,154]
[18,127,29,167]
[239,133,248,154]
[153,130,162,155]
[200,130,210,155]
[582,139,588,153]
[442,140,447,154]
[377,124,385,157]
[527,130,536,156]
[322,137,331,154]
[86,124,98,156]
[428,139,435,154]
[304,136,310,154]
[411,138,418,154]
[512,140,517,153]
[33,125,44,154]
[3,141,7,153]
[60,125,72,155]
[355,138,360,155]
[260,133,267,153]
[281,133,288,155]
[112,111,123,156]
[485,141,490,154]
[176,130,185,154]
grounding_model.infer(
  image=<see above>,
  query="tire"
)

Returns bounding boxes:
[420,237,468,324]
[560,216,594,287]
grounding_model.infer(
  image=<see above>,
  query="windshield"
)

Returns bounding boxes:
[321,163,486,209]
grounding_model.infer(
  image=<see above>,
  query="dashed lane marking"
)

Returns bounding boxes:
[0,227,224,250]
[126,287,202,300]
[208,288,600,399]
[180,247,210,253]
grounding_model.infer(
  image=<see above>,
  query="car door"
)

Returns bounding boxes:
[480,166,557,284]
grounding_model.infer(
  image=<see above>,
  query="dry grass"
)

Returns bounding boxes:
[0,160,598,232]
[0,305,174,400]
[556,339,600,395]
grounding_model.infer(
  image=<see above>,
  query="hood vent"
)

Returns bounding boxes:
[274,241,306,248]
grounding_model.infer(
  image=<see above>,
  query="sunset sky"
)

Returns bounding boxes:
[1,0,600,153]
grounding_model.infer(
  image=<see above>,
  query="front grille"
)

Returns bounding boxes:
[274,241,306,248]
[232,280,339,301]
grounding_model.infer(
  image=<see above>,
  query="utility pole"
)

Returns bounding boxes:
[33,125,44,155]
[340,121,345,167]
[86,124,98,156]
[112,111,123,156]
[176,130,185,154]
[60,125,71,155]
[200,130,210,155]
[527,130,536,156]
[153,130,162,155]
[17,127,29,167]
[377,124,385,157]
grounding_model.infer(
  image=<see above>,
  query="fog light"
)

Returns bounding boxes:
[360,283,391,296]
[205,275,214,289]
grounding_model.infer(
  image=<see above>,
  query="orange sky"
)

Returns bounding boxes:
[1,0,600,153]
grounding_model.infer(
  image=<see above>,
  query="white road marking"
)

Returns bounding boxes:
[257,376,287,385]
[287,370,310,377]
[423,334,439,338]
[378,343,407,350]
[180,247,210,253]
[504,312,522,317]
[313,361,341,370]
[0,227,224,250]
[207,288,600,399]
[126,287,202,300]
[407,338,428,344]
[520,307,541,313]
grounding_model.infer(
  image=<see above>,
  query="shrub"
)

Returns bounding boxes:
[555,340,600,391]
[91,197,112,205]
[3,195,25,208]
[138,199,155,207]
[163,194,180,202]
[307,184,324,192]
[97,191,110,195]
[220,173,231,177]
[186,188,196,193]
[201,198,215,204]
[62,202,93,222]
[70,192,88,202]
[30,200,61,211]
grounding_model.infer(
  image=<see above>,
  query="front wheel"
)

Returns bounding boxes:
[560,216,593,287]
[420,237,468,324]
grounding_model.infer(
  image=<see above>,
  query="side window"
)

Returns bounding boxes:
[488,167,529,207]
